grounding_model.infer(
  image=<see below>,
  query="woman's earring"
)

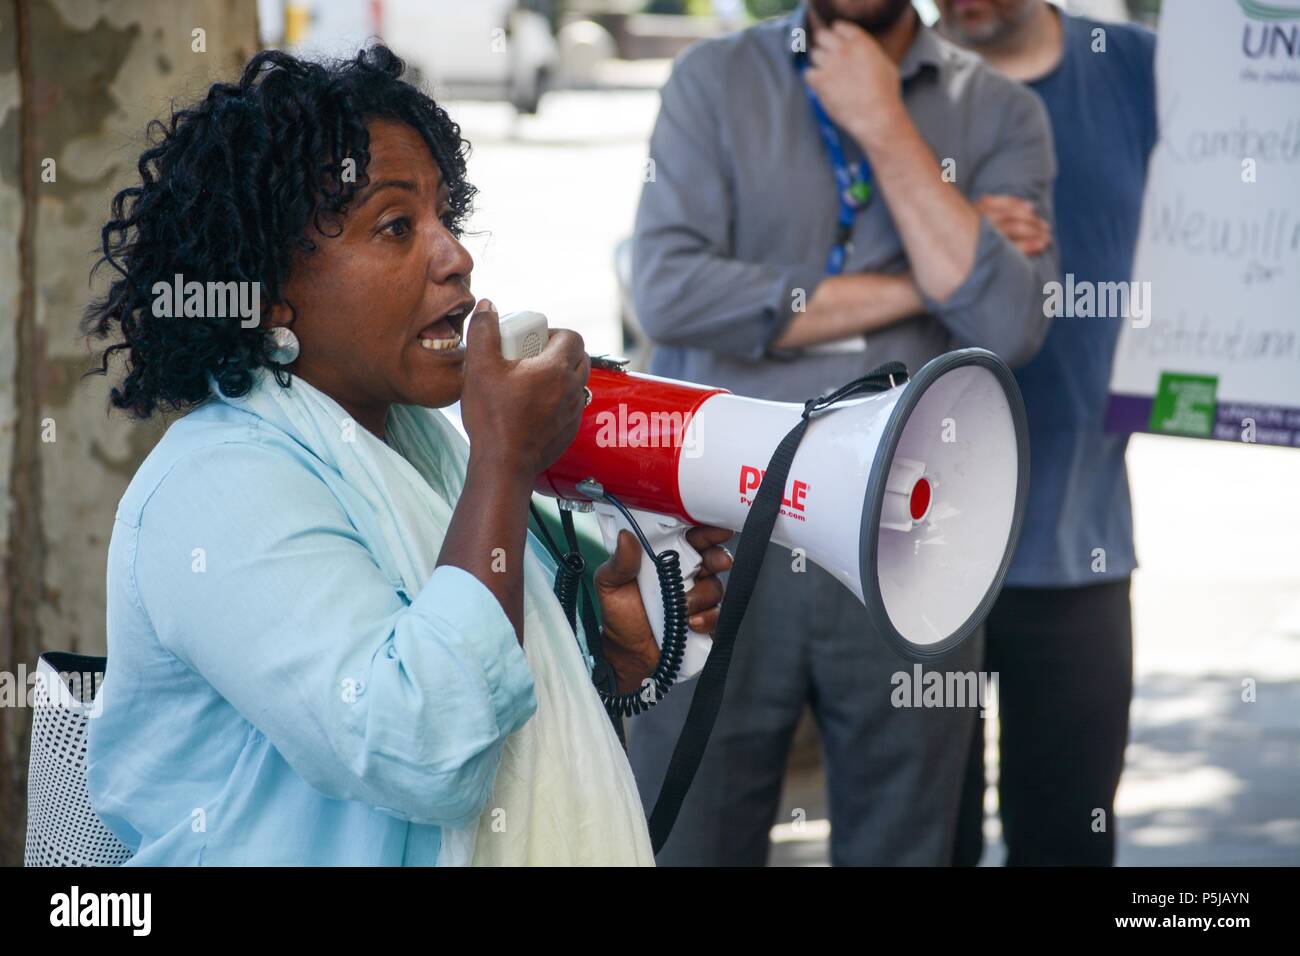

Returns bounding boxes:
[265,326,300,366]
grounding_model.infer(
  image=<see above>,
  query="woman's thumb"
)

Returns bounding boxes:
[596,529,643,590]
[465,299,501,360]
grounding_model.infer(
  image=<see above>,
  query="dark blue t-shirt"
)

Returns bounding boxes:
[1007,11,1157,587]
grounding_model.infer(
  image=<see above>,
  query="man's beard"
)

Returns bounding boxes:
[940,0,1040,48]
[809,0,915,35]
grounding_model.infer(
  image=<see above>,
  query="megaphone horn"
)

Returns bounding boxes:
[534,348,1029,669]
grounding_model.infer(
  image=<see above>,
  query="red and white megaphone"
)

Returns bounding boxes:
[531,343,1029,673]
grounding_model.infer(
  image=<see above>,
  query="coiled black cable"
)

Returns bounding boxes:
[541,489,691,719]
[602,548,688,717]
[551,550,585,634]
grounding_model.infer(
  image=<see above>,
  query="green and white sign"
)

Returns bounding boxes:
[1106,0,1300,447]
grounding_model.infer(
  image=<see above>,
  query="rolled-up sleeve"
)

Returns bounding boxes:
[632,48,823,360]
[132,440,537,829]
[919,83,1060,368]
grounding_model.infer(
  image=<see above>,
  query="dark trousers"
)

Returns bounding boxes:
[954,579,1133,866]
[628,539,982,866]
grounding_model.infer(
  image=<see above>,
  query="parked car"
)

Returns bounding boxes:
[384,0,559,113]
[276,0,559,114]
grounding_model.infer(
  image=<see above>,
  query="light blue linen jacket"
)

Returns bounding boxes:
[87,395,543,865]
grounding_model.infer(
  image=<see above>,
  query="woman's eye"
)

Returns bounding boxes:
[380,216,411,238]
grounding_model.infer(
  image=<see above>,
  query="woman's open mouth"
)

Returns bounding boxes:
[417,300,473,353]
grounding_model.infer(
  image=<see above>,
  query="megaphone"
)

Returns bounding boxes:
[533,347,1029,673]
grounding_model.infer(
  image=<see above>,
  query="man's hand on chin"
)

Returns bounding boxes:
[804,21,908,150]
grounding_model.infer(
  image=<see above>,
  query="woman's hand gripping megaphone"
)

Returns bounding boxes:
[596,525,733,696]
[460,300,590,481]
[471,305,735,697]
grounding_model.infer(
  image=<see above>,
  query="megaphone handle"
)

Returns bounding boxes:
[593,506,714,682]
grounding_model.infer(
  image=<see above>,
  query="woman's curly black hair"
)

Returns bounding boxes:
[82,44,476,419]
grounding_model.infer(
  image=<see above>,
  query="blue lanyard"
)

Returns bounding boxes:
[796,54,875,276]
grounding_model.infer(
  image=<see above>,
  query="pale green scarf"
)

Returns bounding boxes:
[220,368,654,866]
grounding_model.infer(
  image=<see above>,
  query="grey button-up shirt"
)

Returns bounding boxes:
[632,9,1059,402]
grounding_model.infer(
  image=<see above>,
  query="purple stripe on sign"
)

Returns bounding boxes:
[1212,401,1300,448]
[1105,394,1151,435]
[1106,393,1300,448]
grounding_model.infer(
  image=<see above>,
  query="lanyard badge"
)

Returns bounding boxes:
[796,53,875,276]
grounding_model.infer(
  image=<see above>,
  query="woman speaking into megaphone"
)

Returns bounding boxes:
[81,45,733,866]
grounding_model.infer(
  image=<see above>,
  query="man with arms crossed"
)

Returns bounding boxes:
[936,0,1157,865]
[628,0,1060,865]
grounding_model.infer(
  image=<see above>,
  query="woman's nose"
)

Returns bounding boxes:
[429,228,474,287]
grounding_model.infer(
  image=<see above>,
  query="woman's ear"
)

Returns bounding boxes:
[266,300,293,330]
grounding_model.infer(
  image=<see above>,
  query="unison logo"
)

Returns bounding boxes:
[1239,0,1300,59]
[1237,0,1300,22]
[50,886,151,936]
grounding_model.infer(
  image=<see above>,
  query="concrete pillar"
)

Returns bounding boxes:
[0,0,258,865]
